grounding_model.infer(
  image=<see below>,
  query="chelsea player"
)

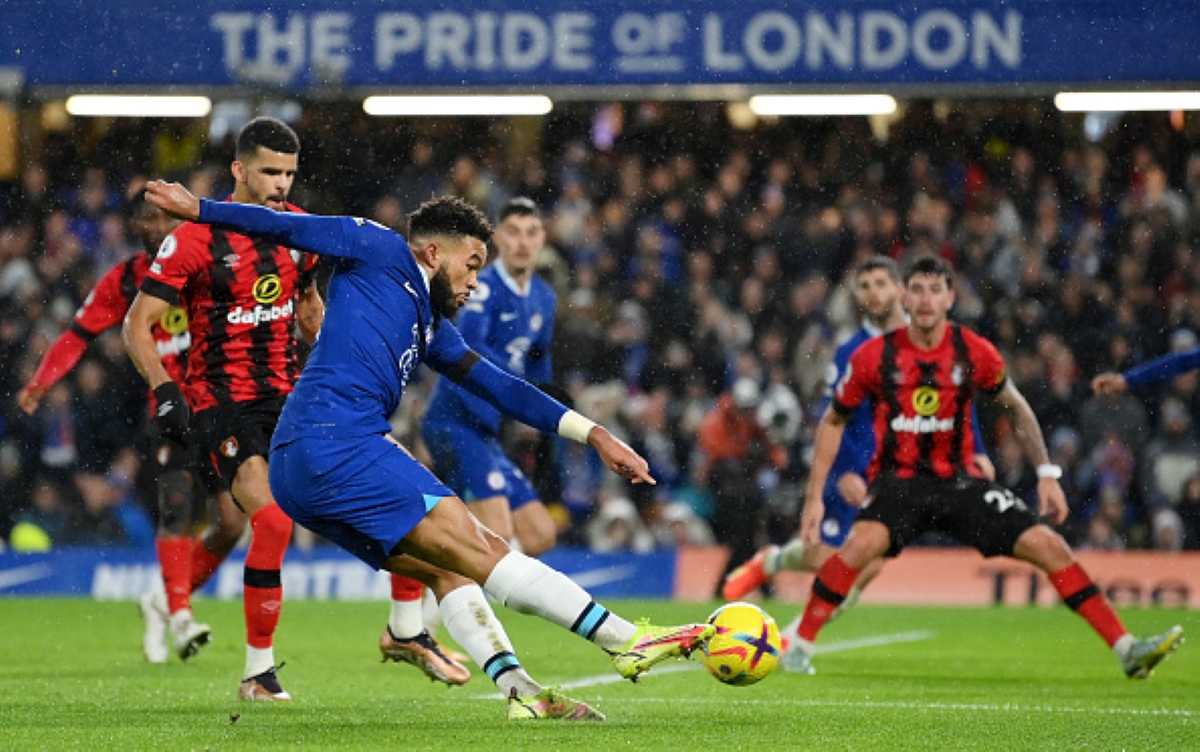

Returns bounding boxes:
[142,180,715,720]
[423,196,559,555]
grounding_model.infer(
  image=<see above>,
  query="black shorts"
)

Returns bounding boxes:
[858,473,1040,558]
[192,396,286,484]
[145,425,224,496]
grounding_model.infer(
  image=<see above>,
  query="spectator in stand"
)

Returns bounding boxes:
[696,377,788,588]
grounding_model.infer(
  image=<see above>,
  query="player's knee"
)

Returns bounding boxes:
[1014,524,1072,570]
[516,519,556,557]
[250,503,293,551]
[157,471,194,535]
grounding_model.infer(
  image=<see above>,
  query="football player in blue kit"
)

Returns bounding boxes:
[143,180,715,721]
[422,196,559,555]
[723,257,995,621]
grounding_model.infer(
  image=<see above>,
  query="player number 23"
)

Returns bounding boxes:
[983,488,1026,513]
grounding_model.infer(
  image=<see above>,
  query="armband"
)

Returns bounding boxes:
[558,411,597,444]
[1036,463,1063,480]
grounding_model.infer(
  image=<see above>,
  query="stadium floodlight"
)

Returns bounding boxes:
[1054,91,1200,112]
[363,95,553,117]
[748,94,897,117]
[64,95,212,118]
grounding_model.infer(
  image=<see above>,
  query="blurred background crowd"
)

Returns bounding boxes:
[3,99,1200,555]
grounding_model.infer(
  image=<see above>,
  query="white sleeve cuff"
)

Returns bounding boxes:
[558,411,597,444]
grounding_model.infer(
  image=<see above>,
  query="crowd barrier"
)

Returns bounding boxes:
[1,546,1196,607]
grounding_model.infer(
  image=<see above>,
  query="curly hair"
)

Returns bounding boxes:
[408,195,493,244]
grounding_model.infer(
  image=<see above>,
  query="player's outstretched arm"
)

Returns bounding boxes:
[429,325,655,484]
[990,380,1068,524]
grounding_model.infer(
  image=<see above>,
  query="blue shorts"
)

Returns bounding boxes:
[422,420,540,511]
[269,434,454,570]
[819,489,861,548]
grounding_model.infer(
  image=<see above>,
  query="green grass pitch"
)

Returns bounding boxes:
[1,599,1195,750]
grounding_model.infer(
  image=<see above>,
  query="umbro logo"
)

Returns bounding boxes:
[158,403,174,417]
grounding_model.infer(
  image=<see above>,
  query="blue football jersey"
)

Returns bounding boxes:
[425,262,557,436]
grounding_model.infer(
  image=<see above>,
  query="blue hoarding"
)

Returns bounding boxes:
[1,1,1198,92]
[0,546,678,600]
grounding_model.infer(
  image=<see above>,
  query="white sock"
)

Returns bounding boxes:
[244,645,276,680]
[1112,633,1134,660]
[484,551,635,650]
[776,539,807,574]
[441,584,540,696]
[389,597,425,639]
[421,588,442,633]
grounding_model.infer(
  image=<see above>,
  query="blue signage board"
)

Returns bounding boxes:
[1,1,1198,91]
[0,546,677,599]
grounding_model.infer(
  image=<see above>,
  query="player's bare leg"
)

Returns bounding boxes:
[511,500,558,557]
[391,494,713,681]
[1013,524,1184,678]
[232,456,294,701]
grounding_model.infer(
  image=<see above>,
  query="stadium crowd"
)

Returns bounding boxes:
[3,100,1200,554]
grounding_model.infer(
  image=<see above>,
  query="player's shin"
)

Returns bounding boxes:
[1049,562,1127,647]
[243,504,292,678]
[389,573,426,638]
[483,551,635,649]
[441,584,540,696]
[798,554,860,641]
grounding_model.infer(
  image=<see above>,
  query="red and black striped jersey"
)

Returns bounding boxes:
[832,323,1006,481]
[30,252,190,413]
[140,202,316,412]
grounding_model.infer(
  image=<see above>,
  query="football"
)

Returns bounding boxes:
[700,602,781,686]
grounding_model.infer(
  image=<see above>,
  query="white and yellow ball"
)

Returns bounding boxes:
[700,602,781,686]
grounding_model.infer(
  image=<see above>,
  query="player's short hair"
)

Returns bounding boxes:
[408,196,493,244]
[236,117,300,159]
[903,255,954,286]
[126,186,151,219]
[498,196,541,223]
[856,254,901,281]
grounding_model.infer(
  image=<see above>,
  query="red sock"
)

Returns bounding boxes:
[156,537,193,615]
[391,574,424,602]
[798,554,860,642]
[190,537,224,592]
[244,504,293,649]
[1049,562,1126,647]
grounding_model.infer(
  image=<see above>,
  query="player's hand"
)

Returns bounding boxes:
[1091,372,1127,396]
[1037,477,1069,525]
[973,454,996,481]
[588,426,656,485]
[151,382,192,443]
[16,383,45,415]
[799,496,825,545]
[836,472,868,507]
[144,180,202,222]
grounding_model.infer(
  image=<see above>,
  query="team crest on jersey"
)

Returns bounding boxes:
[220,436,239,458]
[156,235,177,259]
[530,313,543,332]
[487,471,505,491]
[951,364,965,386]
[473,282,491,302]
[911,386,941,416]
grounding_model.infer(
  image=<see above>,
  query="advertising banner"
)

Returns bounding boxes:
[2,1,1198,92]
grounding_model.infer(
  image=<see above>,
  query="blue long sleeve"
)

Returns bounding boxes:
[457,356,570,435]
[198,200,404,263]
[1123,347,1200,389]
